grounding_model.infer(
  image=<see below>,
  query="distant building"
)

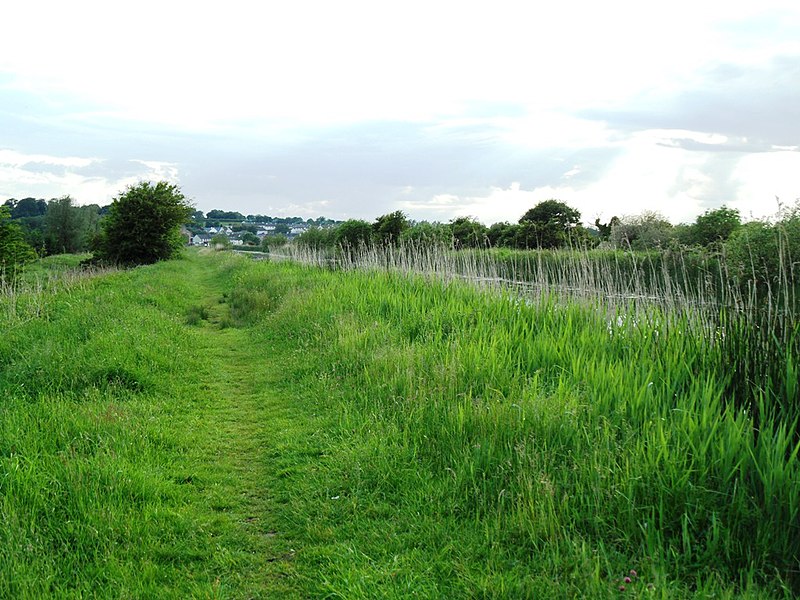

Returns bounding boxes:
[191,233,213,246]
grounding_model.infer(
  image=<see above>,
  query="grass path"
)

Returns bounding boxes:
[1,253,330,598]
[163,258,319,598]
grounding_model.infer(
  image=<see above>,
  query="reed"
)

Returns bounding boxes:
[275,238,799,430]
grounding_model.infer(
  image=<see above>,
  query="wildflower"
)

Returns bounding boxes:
[623,576,632,584]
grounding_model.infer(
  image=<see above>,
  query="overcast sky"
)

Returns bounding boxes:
[1,0,798,225]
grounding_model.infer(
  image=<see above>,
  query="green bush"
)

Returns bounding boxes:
[92,181,193,266]
[0,206,36,283]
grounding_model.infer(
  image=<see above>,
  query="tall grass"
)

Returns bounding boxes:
[274,237,799,434]
[226,255,800,595]
[1,254,117,325]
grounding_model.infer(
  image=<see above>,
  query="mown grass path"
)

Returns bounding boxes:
[1,253,327,598]
[156,256,318,598]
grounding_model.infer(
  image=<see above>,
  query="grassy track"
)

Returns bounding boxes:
[0,251,323,598]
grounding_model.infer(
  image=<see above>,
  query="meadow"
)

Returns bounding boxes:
[0,247,798,598]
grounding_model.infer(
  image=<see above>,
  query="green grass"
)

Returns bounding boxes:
[225,259,798,598]
[0,251,310,597]
[1,249,798,598]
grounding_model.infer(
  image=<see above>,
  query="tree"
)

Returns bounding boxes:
[610,211,674,250]
[44,196,84,254]
[335,219,373,249]
[594,216,620,241]
[5,197,47,219]
[261,234,288,252]
[191,210,205,225]
[373,211,410,245]
[210,233,231,249]
[399,221,453,246]
[206,209,244,221]
[486,222,519,247]
[450,217,488,248]
[295,226,335,250]
[725,207,800,288]
[519,200,581,248]
[690,206,741,247]
[240,231,260,245]
[93,181,193,266]
[0,206,36,283]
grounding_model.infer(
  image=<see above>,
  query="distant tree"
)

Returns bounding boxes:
[206,209,244,221]
[273,223,291,235]
[295,226,335,250]
[690,206,741,247]
[6,197,48,219]
[725,206,800,287]
[261,234,288,252]
[335,219,373,250]
[19,220,46,252]
[0,206,36,283]
[610,211,674,250]
[594,216,620,241]
[210,233,231,249]
[373,211,410,245]
[92,181,193,266]
[519,200,581,248]
[399,221,453,246]
[240,231,259,245]
[450,217,488,248]
[486,222,519,247]
[44,196,84,254]
[673,223,694,247]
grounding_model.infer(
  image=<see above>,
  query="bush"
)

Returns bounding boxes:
[334,219,373,250]
[261,234,288,252]
[0,206,36,283]
[610,211,675,250]
[725,215,800,290]
[294,227,335,250]
[92,182,193,266]
[211,234,232,250]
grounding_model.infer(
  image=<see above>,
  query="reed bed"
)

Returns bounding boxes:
[275,240,799,429]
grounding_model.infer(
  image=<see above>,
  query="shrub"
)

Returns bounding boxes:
[0,206,36,283]
[92,181,193,266]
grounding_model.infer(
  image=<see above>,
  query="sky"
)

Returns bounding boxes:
[1,0,798,226]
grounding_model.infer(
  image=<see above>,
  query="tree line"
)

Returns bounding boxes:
[292,199,755,253]
[1,183,193,282]
[2,196,106,256]
[4,184,798,293]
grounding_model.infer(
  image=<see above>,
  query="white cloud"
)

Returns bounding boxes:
[0,149,97,169]
[130,160,180,184]
[0,151,182,205]
[733,150,800,218]
[269,200,332,219]
[3,1,795,129]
